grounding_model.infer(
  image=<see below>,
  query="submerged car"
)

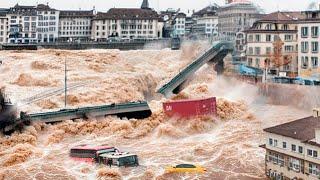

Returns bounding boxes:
[165,164,207,173]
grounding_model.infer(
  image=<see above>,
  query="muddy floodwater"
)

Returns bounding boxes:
[0,42,311,179]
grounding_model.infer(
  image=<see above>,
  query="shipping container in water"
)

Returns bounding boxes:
[163,97,217,118]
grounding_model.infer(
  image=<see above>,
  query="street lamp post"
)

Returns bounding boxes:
[64,58,67,108]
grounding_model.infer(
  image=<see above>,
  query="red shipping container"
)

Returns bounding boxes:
[163,97,217,118]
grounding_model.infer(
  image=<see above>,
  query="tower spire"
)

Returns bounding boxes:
[141,0,150,9]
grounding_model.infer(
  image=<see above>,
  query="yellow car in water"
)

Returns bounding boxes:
[165,164,207,173]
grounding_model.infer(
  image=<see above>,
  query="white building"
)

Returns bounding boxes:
[58,10,94,42]
[92,0,163,41]
[36,4,59,43]
[262,110,320,180]
[173,13,186,37]
[7,4,38,44]
[297,11,320,80]
[192,5,219,37]
[0,9,8,44]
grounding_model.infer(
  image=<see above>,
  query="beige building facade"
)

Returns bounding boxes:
[297,11,320,80]
[263,113,320,180]
[92,9,162,41]
[245,12,305,77]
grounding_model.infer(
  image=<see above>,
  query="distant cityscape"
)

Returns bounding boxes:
[1,0,320,84]
[0,0,263,44]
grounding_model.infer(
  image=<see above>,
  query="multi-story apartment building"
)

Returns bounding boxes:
[7,4,38,44]
[297,11,320,80]
[262,110,320,180]
[218,1,262,37]
[244,12,305,77]
[92,0,163,41]
[58,10,94,42]
[173,13,186,37]
[36,4,59,43]
[192,5,219,37]
[0,9,8,44]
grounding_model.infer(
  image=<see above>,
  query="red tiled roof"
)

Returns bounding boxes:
[264,116,320,142]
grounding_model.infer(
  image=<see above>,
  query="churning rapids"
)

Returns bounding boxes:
[0,42,311,180]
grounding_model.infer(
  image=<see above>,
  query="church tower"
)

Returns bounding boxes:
[141,0,150,9]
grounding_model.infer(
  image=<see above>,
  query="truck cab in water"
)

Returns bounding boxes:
[70,145,118,163]
[97,152,139,167]
[171,37,181,50]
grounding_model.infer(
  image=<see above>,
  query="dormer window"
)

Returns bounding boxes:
[282,24,289,30]
[265,24,272,30]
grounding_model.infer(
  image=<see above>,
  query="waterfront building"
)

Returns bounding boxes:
[192,5,219,37]
[36,4,59,43]
[262,109,320,179]
[218,1,262,37]
[7,4,38,44]
[91,0,163,41]
[173,13,186,37]
[244,12,304,77]
[58,10,94,42]
[297,10,320,80]
[0,9,8,44]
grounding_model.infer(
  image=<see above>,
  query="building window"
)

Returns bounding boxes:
[284,34,293,41]
[301,42,309,53]
[255,35,260,42]
[289,157,301,172]
[255,47,261,55]
[248,58,253,66]
[309,163,320,176]
[266,34,271,42]
[265,24,272,30]
[312,57,318,68]
[285,45,294,52]
[282,142,287,149]
[302,56,309,69]
[267,151,284,166]
[298,146,303,154]
[282,24,289,30]
[255,58,260,68]
[269,138,273,145]
[301,27,309,37]
[311,26,319,37]
[266,47,272,55]
[248,47,253,55]
[248,35,253,42]
[291,144,296,152]
[312,42,319,53]
[307,149,318,158]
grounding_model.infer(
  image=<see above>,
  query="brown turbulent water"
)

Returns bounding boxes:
[0,43,312,179]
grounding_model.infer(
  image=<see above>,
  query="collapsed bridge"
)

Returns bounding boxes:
[0,40,233,133]
[157,41,234,97]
